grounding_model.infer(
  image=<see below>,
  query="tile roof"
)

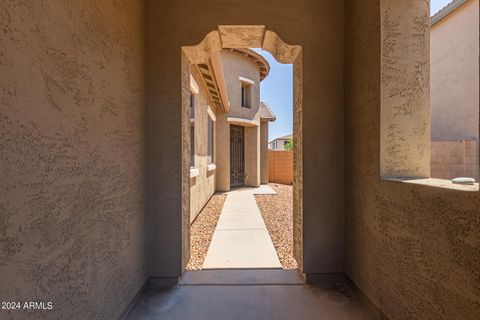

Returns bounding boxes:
[269,134,292,143]
[259,101,276,121]
[431,0,470,25]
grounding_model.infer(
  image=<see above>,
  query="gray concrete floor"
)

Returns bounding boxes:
[125,270,377,320]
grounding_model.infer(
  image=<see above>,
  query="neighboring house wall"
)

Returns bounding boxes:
[0,1,147,320]
[221,50,261,120]
[430,0,479,180]
[431,0,479,141]
[268,150,294,184]
[431,140,479,180]
[245,125,261,186]
[270,138,290,150]
[189,69,216,222]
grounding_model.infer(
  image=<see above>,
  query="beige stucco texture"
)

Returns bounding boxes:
[189,48,268,215]
[2,0,479,319]
[215,112,231,192]
[0,1,147,319]
[346,0,480,319]
[431,0,479,141]
[244,125,261,187]
[260,123,269,184]
[221,50,261,120]
[380,0,430,178]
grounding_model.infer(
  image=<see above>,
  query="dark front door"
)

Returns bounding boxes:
[230,125,245,187]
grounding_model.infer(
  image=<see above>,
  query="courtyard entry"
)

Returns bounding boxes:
[230,125,245,187]
[182,27,300,275]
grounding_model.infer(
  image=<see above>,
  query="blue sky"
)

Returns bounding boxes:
[254,49,293,141]
[256,0,453,141]
[431,0,453,15]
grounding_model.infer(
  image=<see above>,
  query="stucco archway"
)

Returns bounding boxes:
[181,26,304,273]
[148,3,345,281]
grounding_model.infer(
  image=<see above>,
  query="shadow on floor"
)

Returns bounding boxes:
[125,270,377,320]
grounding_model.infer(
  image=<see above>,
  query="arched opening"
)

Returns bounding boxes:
[180,26,304,275]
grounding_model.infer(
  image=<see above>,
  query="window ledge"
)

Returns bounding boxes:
[207,164,216,172]
[383,177,479,192]
[190,168,199,178]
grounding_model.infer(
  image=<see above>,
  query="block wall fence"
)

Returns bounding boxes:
[268,150,293,185]
[431,140,479,180]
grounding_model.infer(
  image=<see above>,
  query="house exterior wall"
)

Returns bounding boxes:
[431,0,479,141]
[221,50,261,122]
[260,122,269,183]
[345,0,480,319]
[215,113,231,191]
[0,1,147,320]
[245,126,261,186]
[2,2,479,320]
[189,68,216,222]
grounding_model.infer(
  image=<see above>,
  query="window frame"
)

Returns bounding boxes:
[190,93,195,168]
[207,108,215,165]
[241,83,251,108]
[239,76,254,109]
[189,74,199,169]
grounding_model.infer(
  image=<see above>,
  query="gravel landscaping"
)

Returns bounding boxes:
[186,194,227,270]
[255,183,298,270]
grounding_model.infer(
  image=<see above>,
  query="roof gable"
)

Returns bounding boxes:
[431,0,470,25]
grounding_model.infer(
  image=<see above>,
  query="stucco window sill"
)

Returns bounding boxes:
[207,164,216,172]
[190,168,200,178]
[383,177,479,192]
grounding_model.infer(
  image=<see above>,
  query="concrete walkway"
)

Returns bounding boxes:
[203,185,281,269]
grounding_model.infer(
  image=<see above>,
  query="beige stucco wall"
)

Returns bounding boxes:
[345,0,480,319]
[221,50,261,122]
[189,68,216,222]
[245,126,261,186]
[4,1,478,319]
[0,1,147,319]
[380,0,430,178]
[215,113,231,191]
[260,122,269,183]
[431,0,479,141]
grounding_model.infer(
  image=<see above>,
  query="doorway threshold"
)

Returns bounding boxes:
[179,269,304,286]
